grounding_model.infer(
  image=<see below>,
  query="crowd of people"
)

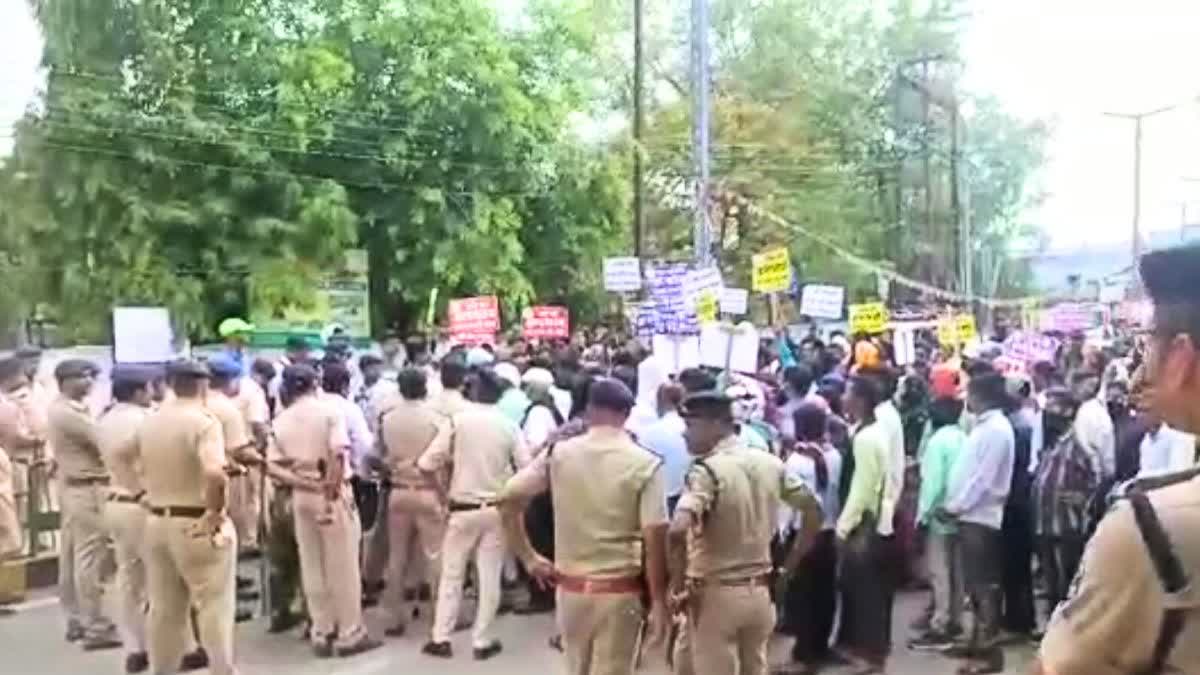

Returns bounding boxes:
[3,243,1200,675]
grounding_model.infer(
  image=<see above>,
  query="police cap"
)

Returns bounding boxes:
[54,358,97,381]
[111,364,158,387]
[588,377,636,413]
[679,389,734,420]
[166,359,211,379]
[206,354,242,380]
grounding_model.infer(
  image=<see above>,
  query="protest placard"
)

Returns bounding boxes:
[603,257,642,292]
[682,266,724,305]
[848,302,889,334]
[522,306,569,339]
[719,287,749,315]
[449,295,499,344]
[699,321,759,374]
[695,292,719,323]
[113,307,176,363]
[646,262,699,335]
[799,284,844,319]
[751,248,791,293]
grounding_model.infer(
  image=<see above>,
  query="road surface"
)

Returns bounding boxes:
[0,588,1036,674]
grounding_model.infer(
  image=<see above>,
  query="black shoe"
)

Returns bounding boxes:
[234,608,253,623]
[238,547,262,561]
[124,651,149,674]
[268,612,302,633]
[82,635,123,651]
[236,576,253,590]
[403,588,417,602]
[474,640,503,661]
[237,590,261,602]
[422,641,453,658]
[337,636,382,658]
[361,592,380,608]
[313,642,334,659]
[384,623,406,638]
[497,600,514,615]
[179,648,208,672]
[418,583,431,602]
[909,630,955,652]
[65,622,85,643]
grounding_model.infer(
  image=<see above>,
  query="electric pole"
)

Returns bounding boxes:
[1104,100,1196,273]
[632,0,644,260]
[690,0,712,267]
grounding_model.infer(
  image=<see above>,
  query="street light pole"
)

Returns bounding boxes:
[690,0,712,268]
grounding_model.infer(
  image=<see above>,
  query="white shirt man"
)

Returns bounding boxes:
[1137,422,1197,477]
[1074,396,1115,479]
[875,398,906,537]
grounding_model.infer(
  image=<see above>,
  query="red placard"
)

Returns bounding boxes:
[449,296,500,345]
[522,305,569,340]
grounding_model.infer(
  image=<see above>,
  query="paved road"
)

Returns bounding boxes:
[1,589,1035,674]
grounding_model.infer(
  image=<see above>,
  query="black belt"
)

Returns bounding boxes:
[448,501,495,512]
[147,505,207,519]
[65,476,110,487]
[108,492,143,504]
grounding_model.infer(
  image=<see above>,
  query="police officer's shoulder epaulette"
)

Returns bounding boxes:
[1124,466,1200,498]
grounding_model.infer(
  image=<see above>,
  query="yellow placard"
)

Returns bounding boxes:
[937,313,977,346]
[848,302,889,334]
[695,291,719,324]
[751,248,791,293]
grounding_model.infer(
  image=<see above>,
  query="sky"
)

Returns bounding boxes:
[1,1,1198,249]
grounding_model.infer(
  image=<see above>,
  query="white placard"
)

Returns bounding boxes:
[799,284,845,319]
[603,257,642,292]
[699,321,759,374]
[682,266,724,304]
[719,287,749,315]
[893,327,916,366]
[113,307,176,364]
[651,334,700,374]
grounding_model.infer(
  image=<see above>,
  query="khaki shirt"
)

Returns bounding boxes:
[418,402,530,504]
[272,394,350,477]
[1040,476,1200,674]
[677,436,818,581]
[138,398,226,508]
[429,389,469,421]
[46,396,104,480]
[0,395,33,460]
[379,398,440,486]
[206,393,253,457]
[502,426,666,578]
[235,378,271,427]
[96,403,150,495]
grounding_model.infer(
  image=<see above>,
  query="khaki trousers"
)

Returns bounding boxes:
[558,589,643,675]
[104,499,147,653]
[229,471,261,551]
[673,585,774,675]
[383,487,445,627]
[144,514,238,675]
[431,507,505,646]
[0,451,21,558]
[292,489,366,648]
[60,484,116,639]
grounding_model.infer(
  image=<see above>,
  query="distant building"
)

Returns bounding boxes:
[1022,226,1200,298]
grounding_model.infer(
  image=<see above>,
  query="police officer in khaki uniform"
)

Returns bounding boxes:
[418,366,531,660]
[206,355,264,618]
[667,391,822,675]
[369,367,446,637]
[271,364,380,659]
[99,365,211,674]
[138,360,238,675]
[1034,244,1200,674]
[0,358,44,564]
[498,378,669,675]
[47,358,122,650]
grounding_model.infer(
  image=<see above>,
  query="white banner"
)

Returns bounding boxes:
[800,284,845,319]
[682,266,724,304]
[603,257,642,292]
[719,287,749,315]
[113,307,177,364]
